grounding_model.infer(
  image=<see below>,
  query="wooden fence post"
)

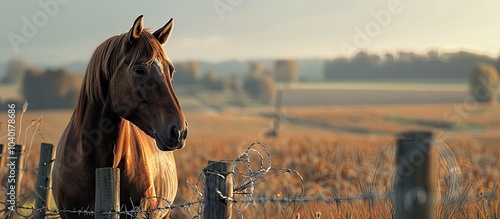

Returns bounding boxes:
[0,144,4,173]
[5,145,24,212]
[204,161,233,219]
[34,143,54,219]
[266,89,284,137]
[395,131,437,219]
[272,89,284,135]
[95,168,120,219]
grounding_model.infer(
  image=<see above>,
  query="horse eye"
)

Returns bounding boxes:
[133,66,147,75]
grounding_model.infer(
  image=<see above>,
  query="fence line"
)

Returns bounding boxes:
[219,191,497,205]
[0,136,498,218]
[0,189,495,216]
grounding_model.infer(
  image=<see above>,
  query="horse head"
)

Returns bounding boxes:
[108,15,188,151]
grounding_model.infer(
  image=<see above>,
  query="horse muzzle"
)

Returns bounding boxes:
[153,125,188,151]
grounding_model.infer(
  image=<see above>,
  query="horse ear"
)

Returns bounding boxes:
[128,15,144,42]
[153,18,174,44]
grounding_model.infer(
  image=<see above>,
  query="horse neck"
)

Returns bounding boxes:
[74,96,121,168]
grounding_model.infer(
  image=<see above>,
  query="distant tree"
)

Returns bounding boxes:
[243,75,275,104]
[324,52,384,80]
[469,63,499,103]
[173,61,201,84]
[397,51,420,63]
[1,59,28,84]
[353,51,382,65]
[202,70,226,91]
[227,74,243,97]
[262,68,275,78]
[274,59,298,83]
[258,76,276,104]
[243,76,260,99]
[249,61,263,76]
[323,58,349,80]
[22,68,80,109]
[204,70,217,81]
[427,50,440,60]
[384,53,395,63]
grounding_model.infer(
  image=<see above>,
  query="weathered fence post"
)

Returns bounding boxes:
[395,131,437,219]
[34,143,54,219]
[204,161,233,219]
[266,89,284,137]
[0,144,4,172]
[95,168,120,219]
[272,89,284,136]
[5,144,24,212]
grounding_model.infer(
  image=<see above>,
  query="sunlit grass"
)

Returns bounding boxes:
[172,137,499,218]
[0,102,497,218]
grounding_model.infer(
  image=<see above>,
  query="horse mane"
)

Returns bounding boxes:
[73,30,167,132]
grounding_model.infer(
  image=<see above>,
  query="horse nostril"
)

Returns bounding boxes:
[181,128,188,140]
[170,125,180,141]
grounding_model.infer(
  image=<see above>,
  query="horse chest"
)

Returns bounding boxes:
[118,158,155,201]
[114,131,178,208]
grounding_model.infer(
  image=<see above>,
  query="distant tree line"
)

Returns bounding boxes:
[3,53,499,109]
[22,68,82,109]
[324,51,499,80]
[172,59,298,104]
[0,59,83,109]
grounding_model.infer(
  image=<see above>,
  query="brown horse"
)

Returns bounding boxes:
[52,15,188,219]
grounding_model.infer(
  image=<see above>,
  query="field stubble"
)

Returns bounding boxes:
[0,103,498,218]
[172,135,500,218]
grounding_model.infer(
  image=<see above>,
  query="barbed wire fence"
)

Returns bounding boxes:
[0,136,497,218]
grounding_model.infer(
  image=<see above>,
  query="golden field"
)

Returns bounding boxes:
[0,92,499,218]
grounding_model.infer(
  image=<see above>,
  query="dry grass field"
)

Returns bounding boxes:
[171,104,500,218]
[0,91,499,218]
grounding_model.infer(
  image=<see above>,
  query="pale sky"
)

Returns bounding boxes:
[1,0,500,65]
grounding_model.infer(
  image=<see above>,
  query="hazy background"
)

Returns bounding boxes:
[1,1,500,65]
[0,2,499,218]
[1,1,499,109]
